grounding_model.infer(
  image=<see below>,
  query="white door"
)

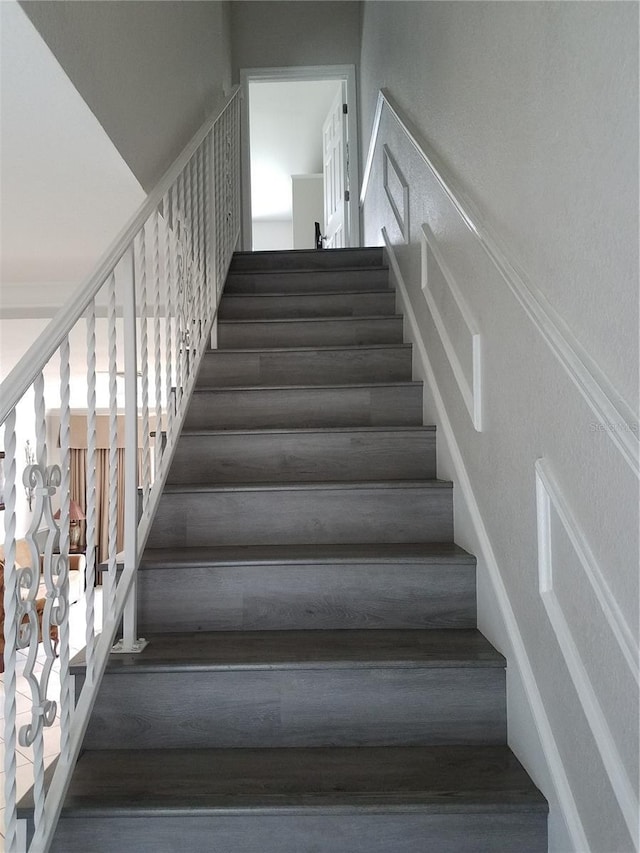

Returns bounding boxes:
[322,84,349,249]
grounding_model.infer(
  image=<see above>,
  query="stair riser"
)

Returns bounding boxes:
[219,291,395,319]
[183,385,423,430]
[147,485,453,548]
[229,247,384,272]
[52,813,547,853]
[196,346,412,387]
[167,430,435,484]
[79,667,506,749]
[227,272,389,292]
[138,562,476,632]
[226,275,390,295]
[218,316,403,348]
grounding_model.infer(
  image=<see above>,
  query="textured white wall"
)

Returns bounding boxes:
[360,3,638,852]
[231,1,361,79]
[20,0,233,191]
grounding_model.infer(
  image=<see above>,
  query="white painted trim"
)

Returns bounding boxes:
[240,65,361,251]
[420,224,482,431]
[535,458,638,682]
[360,90,385,208]
[383,227,591,853]
[382,145,409,243]
[535,459,639,847]
[362,90,639,477]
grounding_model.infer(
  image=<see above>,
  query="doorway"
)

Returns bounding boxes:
[240,65,360,251]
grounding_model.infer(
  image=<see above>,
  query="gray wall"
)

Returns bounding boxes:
[231,1,361,78]
[21,0,233,191]
[359,3,638,852]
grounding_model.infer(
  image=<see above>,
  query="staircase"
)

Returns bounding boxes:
[50,248,547,851]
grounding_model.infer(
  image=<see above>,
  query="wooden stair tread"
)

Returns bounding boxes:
[203,342,412,354]
[71,629,504,673]
[45,746,547,816]
[161,479,452,494]
[221,288,393,298]
[193,380,421,391]
[218,314,403,325]
[178,425,435,437]
[140,542,474,569]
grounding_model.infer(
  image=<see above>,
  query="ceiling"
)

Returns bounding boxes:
[249,79,341,222]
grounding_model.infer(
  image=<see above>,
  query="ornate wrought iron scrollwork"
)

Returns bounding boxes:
[19,462,66,748]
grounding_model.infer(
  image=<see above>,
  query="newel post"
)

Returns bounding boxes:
[113,245,148,654]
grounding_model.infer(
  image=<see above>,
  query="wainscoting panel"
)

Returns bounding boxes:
[535,459,639,845]
[420,224,482,431]
[383,145,409,243]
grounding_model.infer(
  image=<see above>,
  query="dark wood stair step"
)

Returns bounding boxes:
[217,315,403,348]
[167,426,435,484]
[229,246,385,272]
[225,268,390,293]
[140,541,475,569]
[183,381,423,430]
[147,480,453,548]
[137,542,476,633]
[196,344,413,386]
[218,289,395,319]
[75,628,504,673]
[51,744,546,811]
[45,746,547,853]
[72,629,505,750]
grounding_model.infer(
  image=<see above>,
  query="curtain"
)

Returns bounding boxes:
[70,447,142,565]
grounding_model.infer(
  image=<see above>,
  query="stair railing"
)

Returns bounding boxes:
[1,84,242,853]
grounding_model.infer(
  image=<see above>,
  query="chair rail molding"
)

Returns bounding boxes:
[383,227,591,853]
[363,89,639,478]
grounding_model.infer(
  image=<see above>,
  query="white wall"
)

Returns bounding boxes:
[252,220,293,252]
[231,1,361,79]
[360,3,638,852]
[20,0,233,191]
[292,175,324,250]
[0,1,145,289]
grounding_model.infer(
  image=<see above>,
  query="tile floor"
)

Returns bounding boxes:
[1,589,103,850]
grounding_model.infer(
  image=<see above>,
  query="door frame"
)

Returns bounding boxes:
[239,64,361,251]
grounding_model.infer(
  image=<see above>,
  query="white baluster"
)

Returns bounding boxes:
[3,408,19,852]
[106,272,119,625]
[171,182,184,412]
[85,300,98,681]
[195,145,208,336]
[202,132,215,324]
[176,172,191,392]
[152,208,163,475]
[162,190,175,445]
[111,243,147,656]
[58,335,72,760]
[183,163,198,361]
[136,228,151,508]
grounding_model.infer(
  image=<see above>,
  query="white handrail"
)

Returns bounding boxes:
[2,83,242,852]
[0,85,240,425]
